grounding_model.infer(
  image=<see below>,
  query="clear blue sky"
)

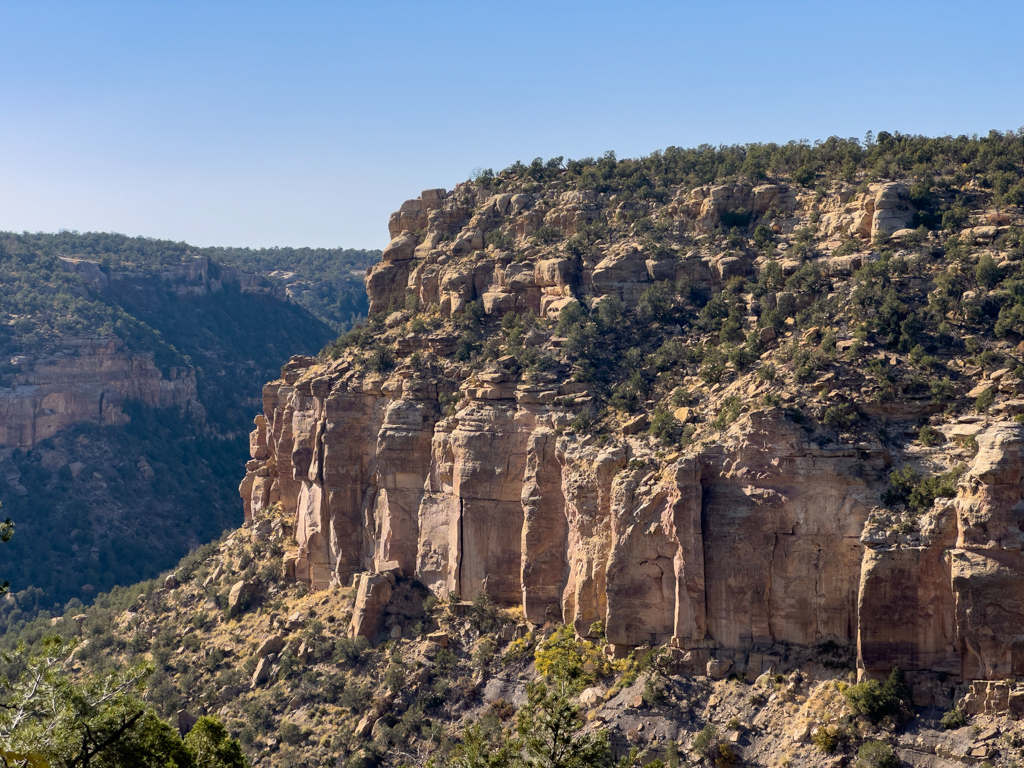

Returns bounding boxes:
[1,1,1022,250]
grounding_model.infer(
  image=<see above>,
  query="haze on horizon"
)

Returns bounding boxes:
[1,0,1022,251]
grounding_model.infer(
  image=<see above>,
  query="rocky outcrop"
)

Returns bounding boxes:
[369,185,782,321]
[0,336,201,448]
[857,423,1024,703]
[242,356,888,653]
[243,180,1023,708]
[819,182,916,240]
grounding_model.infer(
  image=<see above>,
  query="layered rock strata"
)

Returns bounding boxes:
[242,182,1024,705]
[244,367,884,652]
[858,425,1024,693]
[0,336,200,448]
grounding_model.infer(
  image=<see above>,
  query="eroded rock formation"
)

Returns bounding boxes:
[0,336,200,448]
[242,181,1024,706]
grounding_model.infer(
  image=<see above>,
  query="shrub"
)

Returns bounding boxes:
[333,635,370,667]
[812,726,837,754]
[385,661,407,694]
[975,386,995,413]
[712,396,743,430]
[918,425,940,446]
[533,625,609,693]
[753,224,773,249]
[434,647,457,675]
[692,724,720,760]
[472,638,496,673]
[648,406,676,443]
[469,591,500,633]
[532,225,561,243]
[279,720,307,745]
[824,403,859,430]
[642,674,666,706]
[857,740,900,768]
[366,345,395,374]
[976,254,1001,289]
[940,707,968,730]
[883,465,965,513]
[485,229,515,251]
[843,667,913,725]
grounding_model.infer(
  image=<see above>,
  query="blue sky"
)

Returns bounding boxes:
[1,1,1022,250]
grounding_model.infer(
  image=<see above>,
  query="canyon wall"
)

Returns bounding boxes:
[244,362,886,650]
[241,182,1024,702]
[0,256,291,449]
[0,336,200,449]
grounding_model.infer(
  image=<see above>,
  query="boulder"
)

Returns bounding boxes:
[382,231,418,262]
[256,635,286,658]
[177,710,197,737]
[227,580,257,617]
[350,573,394,639]
[251,657,271,686]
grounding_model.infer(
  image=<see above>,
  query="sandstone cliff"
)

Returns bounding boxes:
[240,173,1024,710]
[0,335,200,450]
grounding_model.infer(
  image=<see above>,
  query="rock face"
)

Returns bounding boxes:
[857,423,1024,696]
[241,183,1024,705]
[819,182,916,240]
[244,354,888,651]
[0,336,201,448]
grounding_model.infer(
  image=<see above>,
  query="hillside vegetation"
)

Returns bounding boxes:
[2,231,380,336]
[0,234,373,609]
[8,129,1024,768]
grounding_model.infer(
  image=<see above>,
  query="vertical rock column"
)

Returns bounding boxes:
[520,430,569,625]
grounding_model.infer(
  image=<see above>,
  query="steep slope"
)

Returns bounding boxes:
[244,132,1024,712]
[0,236,368,606]
[11,132,1024,768]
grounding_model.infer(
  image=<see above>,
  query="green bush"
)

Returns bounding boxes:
[857,740,900,768]
[824,403,859,430]
[940,706,968,730]
[692,724,720,760]
[533,625,610,693]
[712,396,743,430]
[844,667,913,725]
[469,591,500,633]
[279,720,306,745]
[883,465,965,513]
[975,386,995,413]
[648,406,676,443]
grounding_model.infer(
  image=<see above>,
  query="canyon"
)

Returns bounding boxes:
[240,177,1024,711]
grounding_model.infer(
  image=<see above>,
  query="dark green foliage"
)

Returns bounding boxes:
[447,720,517,768]
[856,740,900,768]
[1,404,243,608]
[469,591,500,633]
[753,224,774,250]
[712,396,743,430]
[976,254,1002,289]
[485,229,515,251]
[184,716,249,767]
[823,403,859,430]
[692,724,720,760]
[0,638,247,767]
[719,208,752,229]
[333,635,371,668]
[843,667,913,725]
[975,386,995,413]
[883,465,965,512]
[648,407,676,444]
[940,707,968,730]
[532,225,562,244]
[516,682,611,768]
[278,721,307,746]
[1,231,378,333]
